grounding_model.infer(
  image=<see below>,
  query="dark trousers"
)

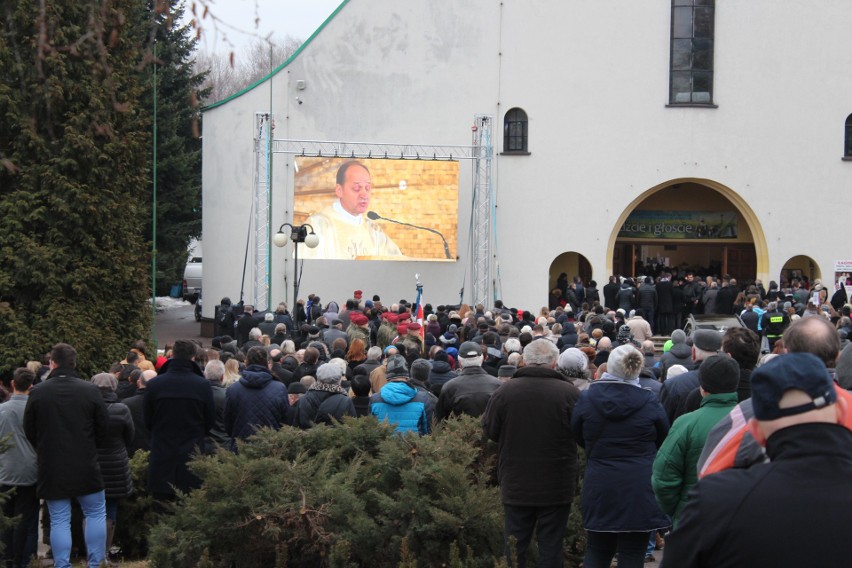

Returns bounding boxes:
[674,311,684,331]
[503,503,572,568]
[583,530,649,568]
[0,484,39,568]
[657,313,674,337]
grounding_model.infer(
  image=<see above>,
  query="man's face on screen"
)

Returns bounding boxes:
[336,164,371,216]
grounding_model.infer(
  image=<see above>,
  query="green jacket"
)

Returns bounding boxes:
[652,391,739,526]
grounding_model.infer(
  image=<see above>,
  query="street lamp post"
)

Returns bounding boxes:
[272,223,319,311]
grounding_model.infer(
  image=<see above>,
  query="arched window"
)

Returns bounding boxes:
[503,108,529,153]
[845,114,852,158]
[669,0,715,105]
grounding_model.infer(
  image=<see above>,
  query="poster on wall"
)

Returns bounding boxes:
[293,157,459,261]
[618,211,739,239]
[834,261,852,300]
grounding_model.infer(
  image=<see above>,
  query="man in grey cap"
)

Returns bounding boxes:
[436,341,501,420]
[660,329,722,423]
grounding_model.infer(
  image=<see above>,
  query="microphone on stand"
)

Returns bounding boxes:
[367,211,452,260]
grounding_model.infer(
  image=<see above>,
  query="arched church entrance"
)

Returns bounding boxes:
[779,255,822,289]
[608,180,768,282]
[549,252,592,307]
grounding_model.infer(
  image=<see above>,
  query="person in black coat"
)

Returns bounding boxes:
[353,349,382,379]
[636,277,658,333]
[270,324,289,347]
[616,280,636,312]
[427,350,458,396]
[740,302,760,334]
[266,348,293,384]
[296,363,356,429]
[292,346,321,383]
[144,340,215,501]
[200,361,232,452]
[235,305,261,347]
[662,353,852,568]
[272,303,296,330]
[561,323,579,349]
[483,339,581,567]
[90,373,134,557]
[555,273,569,303]
[23,343,110,568]
[481,332,508,377]
[830,282,849,311]
[350,375,372,417]
[671,278,686,331]
[123,370,155,456]
[435,342,502,420]
[603,276,620,312]
[656,274,675,336]
[216,297,235,337]
[715,280,736,315]
[115,364,138,400]
[585,280,601,307]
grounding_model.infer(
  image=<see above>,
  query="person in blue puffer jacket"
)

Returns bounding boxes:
[370,355,431,435]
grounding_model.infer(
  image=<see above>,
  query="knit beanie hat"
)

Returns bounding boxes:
[698,354,740,394]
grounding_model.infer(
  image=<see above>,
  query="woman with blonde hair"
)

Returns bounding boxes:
[223,358,241,387]
[571,345,669,567]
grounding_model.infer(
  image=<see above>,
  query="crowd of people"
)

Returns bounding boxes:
[551,271,851,338]
[2,277,852,567]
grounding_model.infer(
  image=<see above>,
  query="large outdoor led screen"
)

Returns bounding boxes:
[294,157,459,261]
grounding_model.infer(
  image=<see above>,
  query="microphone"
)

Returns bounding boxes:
[367,211,452,259]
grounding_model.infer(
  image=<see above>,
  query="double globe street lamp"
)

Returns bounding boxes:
[273,223,319,312]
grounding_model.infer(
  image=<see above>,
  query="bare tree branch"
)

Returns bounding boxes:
[194,36,302,104]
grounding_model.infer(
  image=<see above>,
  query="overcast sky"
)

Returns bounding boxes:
[188,0,343,56]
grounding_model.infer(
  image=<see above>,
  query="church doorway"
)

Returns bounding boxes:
[549,252,592,305]
[608,180,768,282]
[779,255,821,288]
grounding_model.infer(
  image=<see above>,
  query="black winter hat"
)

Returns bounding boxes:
[698,354,739,394]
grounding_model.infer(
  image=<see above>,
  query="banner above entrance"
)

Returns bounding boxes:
[619,210,739,239]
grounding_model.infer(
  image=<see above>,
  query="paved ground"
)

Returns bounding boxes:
[151,300,207,349]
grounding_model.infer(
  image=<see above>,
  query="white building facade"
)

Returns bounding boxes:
[201,0,852,315]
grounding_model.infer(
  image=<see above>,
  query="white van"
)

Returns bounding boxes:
[182,239,202,303]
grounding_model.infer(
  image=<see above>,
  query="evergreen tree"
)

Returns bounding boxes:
[145,1,209,295]
[0,0,152,375]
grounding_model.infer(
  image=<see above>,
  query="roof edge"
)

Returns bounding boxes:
[202,0,349,112]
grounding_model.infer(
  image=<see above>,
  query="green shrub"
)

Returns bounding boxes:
[148,416,506,567]
[114,450,157,559]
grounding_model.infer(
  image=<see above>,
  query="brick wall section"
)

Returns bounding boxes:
[294,157,458,260]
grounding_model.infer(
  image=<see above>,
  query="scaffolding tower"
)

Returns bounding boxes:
[252,112,272,312]
[470,115,494,307]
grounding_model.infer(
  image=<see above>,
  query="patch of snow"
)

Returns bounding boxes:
[149,296,192,313]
